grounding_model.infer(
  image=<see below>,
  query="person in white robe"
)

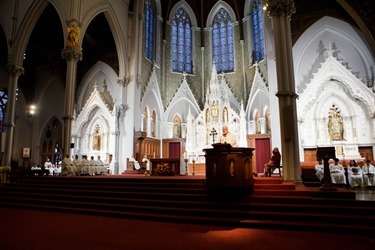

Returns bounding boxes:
[96,156,107,175]
[347,160,363,188]
[362,160,375,187]
[81,155,90,175]
[44,159,54,176]
[129,155,140,170]
[314,158,324,182]
[62,154,74,176]
[73,155,83,175]
[141,155,150,171]
[329,158,346,185]
[218,125,237,147]
[89,156,97,175]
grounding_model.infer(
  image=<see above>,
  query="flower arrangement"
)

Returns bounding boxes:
[153,162,173,176]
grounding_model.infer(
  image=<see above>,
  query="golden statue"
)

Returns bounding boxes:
[66,20,80,49]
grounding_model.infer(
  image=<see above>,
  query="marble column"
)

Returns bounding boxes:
[3,64,24,166]
[61,48,82,156]
[266,0,301,181]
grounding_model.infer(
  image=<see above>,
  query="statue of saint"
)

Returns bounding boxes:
[93,128,101,150]
[328,105,344,141]
[66,20,80,49]
[173,118,180,138]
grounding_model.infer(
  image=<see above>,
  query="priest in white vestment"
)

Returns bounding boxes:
[62,154,74,176]
[347,160,363,188]
[362,160,375,187]
[44,159,54,176]
[314,159,324,182]
[73,155,83,175]
[89,156,97,175]
[218,125,237,147]
[329,158,346,185]
[81,155,90,175]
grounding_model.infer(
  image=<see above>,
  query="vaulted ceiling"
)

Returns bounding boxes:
[0,0,374,105]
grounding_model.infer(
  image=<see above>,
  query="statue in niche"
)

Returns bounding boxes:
[206,109,210,123]
[66,20,80,49]
[223,107,228,123]
[211,102,219,123]
[173,118,180,138]
[328,105,344,141]
[93,126,101,150]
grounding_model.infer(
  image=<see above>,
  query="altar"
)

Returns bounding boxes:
[150,158,181,176]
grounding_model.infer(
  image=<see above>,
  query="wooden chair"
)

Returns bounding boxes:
[268,165,282,177]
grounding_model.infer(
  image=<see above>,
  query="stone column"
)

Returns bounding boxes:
[3,64,24,166]
[266,0,301,181]
[61,19,83,157]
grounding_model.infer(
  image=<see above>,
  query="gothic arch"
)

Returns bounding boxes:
[206,1,237,27]
[168,1,198,27]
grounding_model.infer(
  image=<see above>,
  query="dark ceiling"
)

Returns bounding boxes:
[0,0,374,105]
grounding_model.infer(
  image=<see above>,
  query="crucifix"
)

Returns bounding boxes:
[210,128,218,143]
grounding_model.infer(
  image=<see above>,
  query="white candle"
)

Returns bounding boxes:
[153,152,155,158]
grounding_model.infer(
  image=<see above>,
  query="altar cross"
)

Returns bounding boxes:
[210,128,218,143]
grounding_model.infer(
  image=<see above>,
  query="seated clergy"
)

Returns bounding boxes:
[96,156,107,175]
[348,160,363,188]
[89,156,97,175]
[314,158,324,182]
[329,158,346,185]
[62,154,74,176]
[81,155,90,175]
[362,160,375,187]
[129,155,140,170]
[73,155,83,175]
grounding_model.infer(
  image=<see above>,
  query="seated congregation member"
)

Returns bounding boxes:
[62,154,74,176]
[329,158,346,185]
[73,155,83,175]
[44,158,54,176]
[362,160,375,187]
[81,155,90,175]
[262,147,281,177]
[218,125,237,147]
[347,160,363,188]
[314,158,324,182]
[89,156,97,175]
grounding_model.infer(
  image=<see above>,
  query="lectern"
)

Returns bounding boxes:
[203,143,254,194]
[316,147,337,191]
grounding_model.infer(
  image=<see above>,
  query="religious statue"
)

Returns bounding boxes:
[328,105,344,141]
[206,109,210,123]
[173,118,180,138]
[223,107,228,123]
[93,127,101,150]
[66,19,80,49]
[211,102,219,123]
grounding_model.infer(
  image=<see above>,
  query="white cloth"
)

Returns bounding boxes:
[329,163,346,184]
[348,166,363,187]
[96,158,107,174]
[89,158,97,175]
[81,158,90,174]
[129,157,140,170]
[314,163,324,181]
[44,161,54,175]
[218,132,237,147]
[73,158,83,175]
[362,164,375,187]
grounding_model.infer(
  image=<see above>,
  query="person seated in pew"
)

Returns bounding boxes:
[329,158,346,185]
[73,155,83,175]
[362,159,375,187]
[314,158,324,182]
[348,160,363,188]
[81,155,90,175]
[89,156,97,175]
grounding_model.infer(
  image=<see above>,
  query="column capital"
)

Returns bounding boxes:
[117,75,130,87]
[4,63,24,76]
[61,48,83,61]
[266,0,296,19]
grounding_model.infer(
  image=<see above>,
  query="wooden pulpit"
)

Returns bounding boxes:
[203,143,254,193]
[316,147,337,191]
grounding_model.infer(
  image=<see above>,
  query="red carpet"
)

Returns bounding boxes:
[0,207,374,250]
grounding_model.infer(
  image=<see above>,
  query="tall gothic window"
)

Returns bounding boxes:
[251,0,265,62]
[172,8,192,73]
[0,88,8,132]
[212,8,234,73]
[145,0,155,61]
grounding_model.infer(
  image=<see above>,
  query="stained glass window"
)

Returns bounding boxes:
[145,0,155,61]
[0,88,8,132]
[172,8,192,73]
[212,8,234,73]
[251,0,265,62]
